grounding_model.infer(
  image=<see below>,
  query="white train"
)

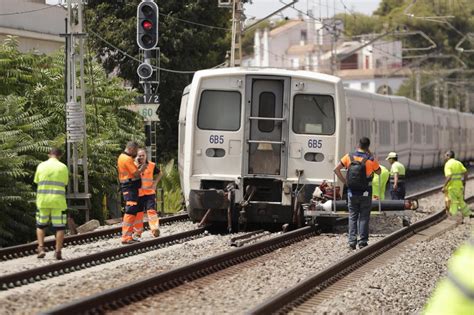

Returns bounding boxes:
[178,68,474,228]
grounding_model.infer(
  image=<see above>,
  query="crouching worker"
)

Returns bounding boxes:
[133,148,162,240]
[34,148,69,260]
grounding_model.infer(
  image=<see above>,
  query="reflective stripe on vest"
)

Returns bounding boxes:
[141,178,154,189]
[37,190,66,195]
[37,181,65,187]
[450,173,464,181]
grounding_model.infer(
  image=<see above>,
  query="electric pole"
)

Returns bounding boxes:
[219,0,243,66]
[62,0,91,221]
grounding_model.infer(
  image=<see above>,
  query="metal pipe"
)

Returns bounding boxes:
[310,199,418,212]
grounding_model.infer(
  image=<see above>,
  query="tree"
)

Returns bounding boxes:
[0,37,144,246]
[335,13,381,37]
[84,1,232,161]
[373,0,474,105]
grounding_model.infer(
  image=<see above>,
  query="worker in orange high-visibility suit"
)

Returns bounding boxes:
[133,148,162,240]
[118,141,146,244]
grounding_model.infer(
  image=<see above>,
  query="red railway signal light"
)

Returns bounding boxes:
[137,1,158,50]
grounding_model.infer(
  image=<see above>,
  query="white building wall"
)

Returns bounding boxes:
[343,77,407,95]
[0,0,65,54]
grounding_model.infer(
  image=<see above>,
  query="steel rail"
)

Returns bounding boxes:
[0,227,204,291]
[0,213,189,261]
[249,195,474,315]
[42,226,318,315]
[2,180,468,261]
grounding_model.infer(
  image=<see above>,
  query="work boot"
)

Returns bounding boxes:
[402,217,411,227]
[349,243,356,250]
[358,242,368,249]
[37,246,46,259]
[121,239,140,245]
[132,233,142,242]
[54,251,62,260]
[152,228,160,237]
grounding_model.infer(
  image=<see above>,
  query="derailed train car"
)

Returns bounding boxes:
[178,68,473,229]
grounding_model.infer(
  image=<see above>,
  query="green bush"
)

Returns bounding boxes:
[158,159,183,214]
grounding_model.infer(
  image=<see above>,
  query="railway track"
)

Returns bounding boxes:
[0,213,189,261]
[0,226,204,290]
[0,181,458,263]
[42,226,318,314]
[249,195,474,314]
[39,182,465,314]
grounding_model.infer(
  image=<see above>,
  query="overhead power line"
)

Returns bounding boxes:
[89,30,204,74]
[159,12,231,31]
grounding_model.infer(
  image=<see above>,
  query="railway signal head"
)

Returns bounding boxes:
[137,62,153,80]
[137,1,159,50]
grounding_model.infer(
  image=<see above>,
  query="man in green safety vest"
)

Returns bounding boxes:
[442,150,470,219]
[423,237,474,314]
[34,148,69,260]
[372,165,390,201]
[386,152,406,200]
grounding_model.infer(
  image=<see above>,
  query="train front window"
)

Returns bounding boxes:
[198,90,241,131]
[293,94,335,135]
[258,92,276,132]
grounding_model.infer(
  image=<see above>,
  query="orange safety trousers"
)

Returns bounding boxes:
[134,194,160,236]
[122,213,136,242]
[132,209,160,236]
[120,182,140,242]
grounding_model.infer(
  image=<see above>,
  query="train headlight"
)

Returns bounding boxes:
[206,148,226,158]
[206,148,216,157]
[304,152,325,162]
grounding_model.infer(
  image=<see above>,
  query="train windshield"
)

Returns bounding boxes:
[198,90,241,131]
[292,94,335,135]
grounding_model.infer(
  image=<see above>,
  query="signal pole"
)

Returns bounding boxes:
[62,0,91,220]
[137,0,160,161]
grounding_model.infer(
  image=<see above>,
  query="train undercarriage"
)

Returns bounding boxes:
[187,179,418,232]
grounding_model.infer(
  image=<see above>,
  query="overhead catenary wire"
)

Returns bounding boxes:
[159,12,231,31]
[88,30,199,74]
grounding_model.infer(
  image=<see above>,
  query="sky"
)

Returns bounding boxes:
[46,0,382,18]
[244,0,382,19]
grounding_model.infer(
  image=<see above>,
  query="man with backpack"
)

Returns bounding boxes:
[334,137,381,250]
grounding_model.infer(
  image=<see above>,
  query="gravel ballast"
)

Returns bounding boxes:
[113,202,472,314]
[0,221,198,276]
[311,221,473,314]
[0,170,471,314]
[114,233,386,315]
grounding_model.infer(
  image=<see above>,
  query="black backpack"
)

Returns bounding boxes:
[346,154,369,191]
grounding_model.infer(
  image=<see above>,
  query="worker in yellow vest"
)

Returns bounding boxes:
[442,150,470,218]
[386,152,406,200]
[133,148,162,240]
[372,164,390,201]
[423,237,474,315]
[34,148,69,260]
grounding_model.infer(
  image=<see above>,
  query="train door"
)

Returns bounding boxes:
[244,77,289,177]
